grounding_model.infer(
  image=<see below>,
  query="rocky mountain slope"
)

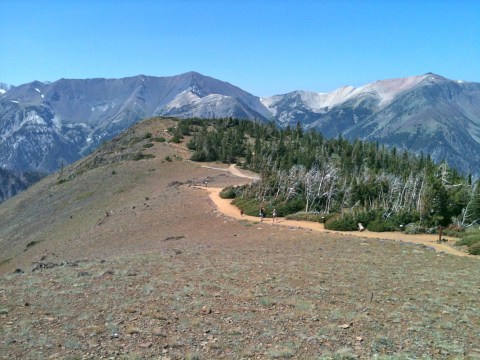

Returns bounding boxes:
[1,72,480,202]
[0,72,268,174]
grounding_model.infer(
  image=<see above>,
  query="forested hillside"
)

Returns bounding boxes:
[180,118,480,242]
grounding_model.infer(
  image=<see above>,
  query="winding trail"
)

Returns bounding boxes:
[199,165,474,258]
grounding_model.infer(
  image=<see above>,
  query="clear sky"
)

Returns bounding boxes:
[1,0,479,96]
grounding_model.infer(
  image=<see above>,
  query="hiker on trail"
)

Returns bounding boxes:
[260,207,266,222]
[272,208,277,222]
[240,209,244,216]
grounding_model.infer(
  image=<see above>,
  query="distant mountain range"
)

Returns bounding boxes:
[263,73,480,176]
[1,71,480,200]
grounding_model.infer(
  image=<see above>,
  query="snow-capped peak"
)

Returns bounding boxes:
[262,74,432,113]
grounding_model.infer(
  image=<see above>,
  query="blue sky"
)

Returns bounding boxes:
[1,0,479,96]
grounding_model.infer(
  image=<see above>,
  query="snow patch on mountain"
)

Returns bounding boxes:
[305,86,357,110]
[357,74,428,106]
[0,82,12,95]
[163,91,201,111]
[1,110,48,142]
[262,75,431,114]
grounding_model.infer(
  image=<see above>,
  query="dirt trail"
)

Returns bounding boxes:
[198,165,474,258]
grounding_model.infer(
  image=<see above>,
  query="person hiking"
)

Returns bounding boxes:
[272,208,277,222]
[260,207,266,222]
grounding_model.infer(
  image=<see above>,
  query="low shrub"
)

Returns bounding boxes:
[354,210,377,226]
[143,143,154,148]
[389,210,420,226]
[132,153,155,161]
[324,214,357,231]
[403,223,427,235]
[285,212,322,222]
[468,242,480,255]
[169,135,182,143]
[442,224,465,237]
[367,220,397,232]
[455,226,480,256]
[456,229,480,253]
[153,136,166,142]
[26,240,42,249]
[277,198,305,216]
[220,186,237,199]
[190,150,206,161]
[285,212,333,223]
[232,198,259,217]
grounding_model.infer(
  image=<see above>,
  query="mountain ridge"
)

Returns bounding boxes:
[261,72,480,175]
[1,71,480,202]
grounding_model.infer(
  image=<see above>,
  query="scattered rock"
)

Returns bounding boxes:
[151,312,168,320]
[126,326,141,335]
[152,328,167,337]
[13,268,24,274]
[201,306,212,315]
[88,325,106,335]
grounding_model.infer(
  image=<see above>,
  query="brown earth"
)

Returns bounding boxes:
[1,118,479,359]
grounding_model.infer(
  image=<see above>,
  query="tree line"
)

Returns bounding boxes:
[178,117,480,230]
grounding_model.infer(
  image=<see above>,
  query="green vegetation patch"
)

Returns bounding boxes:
[285,212,329,223]
[132,152,156,161]
[367,219,398,232]
[324,214,358,231]
[184,117,479,243]
[220,186,238,199]
[456,228,480,254]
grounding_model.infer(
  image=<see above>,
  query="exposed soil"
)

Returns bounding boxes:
[1,119,479,359]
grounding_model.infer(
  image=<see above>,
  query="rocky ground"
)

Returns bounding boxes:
[1,118,479,359]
